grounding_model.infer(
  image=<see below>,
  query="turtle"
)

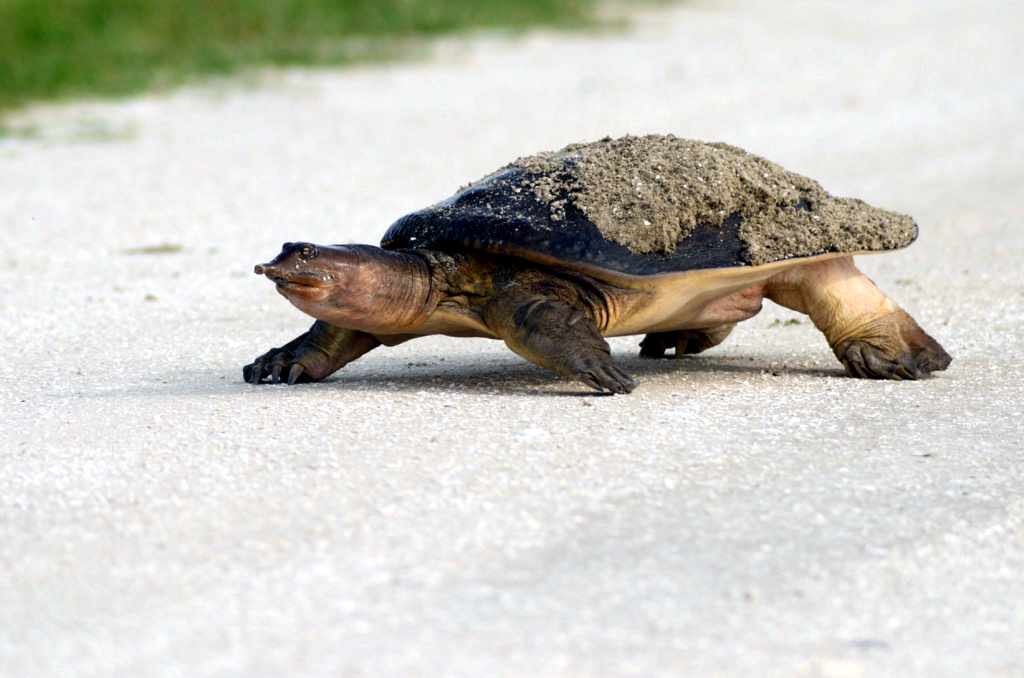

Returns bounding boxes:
[243,134,951,393]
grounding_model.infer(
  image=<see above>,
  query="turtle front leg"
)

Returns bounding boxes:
[482,286,635,394]
[244,320,381,384]
[765,256,952,379]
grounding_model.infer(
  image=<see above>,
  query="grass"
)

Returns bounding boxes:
[0,0,608,113]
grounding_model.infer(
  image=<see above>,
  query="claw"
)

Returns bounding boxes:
[841,342,931,380]
[287,363,304,385]
[601,370,633,394]
[577,365,636,394]
[244,362,263,384]
[579,372,604,393]
[270,363,283,384]
[889,356,922,380]
[607,366,637,393]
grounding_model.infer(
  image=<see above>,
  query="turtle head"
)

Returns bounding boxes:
[254,242,433,333]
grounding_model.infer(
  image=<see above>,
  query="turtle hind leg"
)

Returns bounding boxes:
[483,285,635,394]
[765,256,951,380]
[639,324,736,358]
[835,308,952,379]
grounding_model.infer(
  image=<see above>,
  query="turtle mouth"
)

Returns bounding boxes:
[270,275,313,289]
[254,264,328,290]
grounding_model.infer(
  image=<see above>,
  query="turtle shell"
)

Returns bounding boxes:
[381,135,917,279]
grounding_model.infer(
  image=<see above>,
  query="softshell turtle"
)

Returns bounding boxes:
[244,135,951,393]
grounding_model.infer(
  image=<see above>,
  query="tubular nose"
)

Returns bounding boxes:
[254,264,265,275]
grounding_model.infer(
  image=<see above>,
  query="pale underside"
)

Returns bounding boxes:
[407,249,864,341]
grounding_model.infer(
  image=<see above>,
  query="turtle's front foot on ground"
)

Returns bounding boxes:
[244,344,317,385]
[482,286,636,394]
[574,355,636,394]
[243,321,381,385]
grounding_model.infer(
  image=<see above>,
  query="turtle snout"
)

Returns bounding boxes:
[254,264,266,275]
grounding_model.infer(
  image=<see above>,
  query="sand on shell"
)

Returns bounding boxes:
[501,135,917,265]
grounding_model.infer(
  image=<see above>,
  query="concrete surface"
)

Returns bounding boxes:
[2,0,1022,676]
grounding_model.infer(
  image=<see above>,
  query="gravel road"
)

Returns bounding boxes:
[2,0,1022,676]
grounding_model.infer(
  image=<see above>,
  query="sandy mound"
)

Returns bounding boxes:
[500,135,916,265]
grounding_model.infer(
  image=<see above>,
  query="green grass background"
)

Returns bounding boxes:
[0,0,615,112]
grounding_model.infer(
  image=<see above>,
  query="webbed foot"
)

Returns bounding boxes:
[243,321,380,385]
[244,344,318,384]
[838,341,931,380]
[483,286,636,394]
[574,353,637,394]
[836,309,952,380]
[764,257,952,380]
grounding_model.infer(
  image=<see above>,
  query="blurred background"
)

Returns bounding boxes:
[0,0,635,113]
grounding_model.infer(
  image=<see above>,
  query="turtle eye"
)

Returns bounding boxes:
[299,245,316,259]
